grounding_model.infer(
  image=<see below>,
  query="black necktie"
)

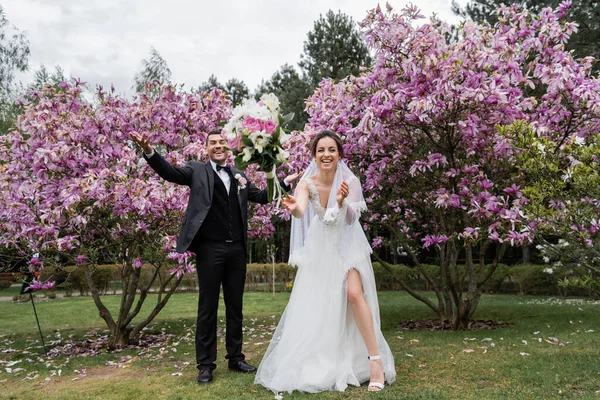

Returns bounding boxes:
[216,164,231,174]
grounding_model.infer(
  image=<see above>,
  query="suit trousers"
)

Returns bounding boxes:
[194,240,246,370]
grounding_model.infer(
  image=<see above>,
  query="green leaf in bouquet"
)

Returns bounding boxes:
[234,157,249,171]
[217,120,227,127]
[271,127,281,143]
[280,112,295,126]
[242,136,253,147]
[263,152,279,167]
[259,160,272,173]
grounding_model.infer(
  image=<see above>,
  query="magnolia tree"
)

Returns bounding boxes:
[303,2,600,329]
[0,81,271,347]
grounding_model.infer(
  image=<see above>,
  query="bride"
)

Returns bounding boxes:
[255,130,396,394]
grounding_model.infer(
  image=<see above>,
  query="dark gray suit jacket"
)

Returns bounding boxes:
[144,151,276,253]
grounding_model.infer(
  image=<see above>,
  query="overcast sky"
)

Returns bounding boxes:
[3,0,463,97]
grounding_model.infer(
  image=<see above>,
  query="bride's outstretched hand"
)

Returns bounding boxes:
[282,194,298,212]
[336,181,349,207]
[130,131,153,154]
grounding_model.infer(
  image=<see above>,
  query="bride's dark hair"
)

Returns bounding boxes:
[309,130,344,158]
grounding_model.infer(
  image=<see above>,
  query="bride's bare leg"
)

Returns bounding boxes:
[347,269,384,387]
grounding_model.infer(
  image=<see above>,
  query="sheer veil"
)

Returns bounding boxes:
[288,159,368,268]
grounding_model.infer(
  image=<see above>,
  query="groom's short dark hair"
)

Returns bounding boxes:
[205,129,224,145]
[310,130,344,158]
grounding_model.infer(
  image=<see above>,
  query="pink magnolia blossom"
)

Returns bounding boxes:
[29,257,43,270]
[371,236,384,248]
[25,278,54,292]
[422,234,450,250]
[24,279,44,292]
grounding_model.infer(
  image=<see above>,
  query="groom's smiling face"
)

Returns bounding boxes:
[206,132,229,165]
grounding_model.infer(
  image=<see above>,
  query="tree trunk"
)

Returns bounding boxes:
[375,240,505,331]
[442,288,453,322]
[81,256,185,350]
[522,245,531,263]
[83,265,116,332]
[455,297,471,330]
[109,326,133,348]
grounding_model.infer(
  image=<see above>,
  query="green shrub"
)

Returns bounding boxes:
[245,263,297,292]
[558,275,600,298]
[0,280,12,290]
[180,274,198,291]
[12,294,29,302]
[33,260,576,296]
[40,264,186,295]
[372,262,512,293]
[40,265,121,295]
[509,264,563,295]
[479,264,511,292]
[373,263,418,290]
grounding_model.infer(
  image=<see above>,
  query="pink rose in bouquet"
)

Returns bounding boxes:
[263,120,277,135]
[242,116,263,132]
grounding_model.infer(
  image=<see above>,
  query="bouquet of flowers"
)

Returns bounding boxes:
[223,93,294,202]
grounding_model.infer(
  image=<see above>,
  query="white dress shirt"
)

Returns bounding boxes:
[209,160,232,194]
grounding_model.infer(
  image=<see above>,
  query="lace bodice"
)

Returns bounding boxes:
[305,177,347,226]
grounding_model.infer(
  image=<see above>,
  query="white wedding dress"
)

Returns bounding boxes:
[255,170,396,394]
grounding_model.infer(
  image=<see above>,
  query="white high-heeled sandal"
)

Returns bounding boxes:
[367,354,385,391]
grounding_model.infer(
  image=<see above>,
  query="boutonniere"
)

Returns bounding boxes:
[234,173,247,194]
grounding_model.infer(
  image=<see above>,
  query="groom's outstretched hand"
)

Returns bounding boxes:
[284,172,301,186]
[130,131,153,155]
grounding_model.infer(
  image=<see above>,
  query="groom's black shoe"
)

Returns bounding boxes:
[197,368,213,384]
[228,360,257,373]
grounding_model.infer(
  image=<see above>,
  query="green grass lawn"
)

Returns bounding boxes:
[0,285,26,299]
[0,291,599,399]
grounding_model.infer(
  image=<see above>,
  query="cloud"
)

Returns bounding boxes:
[3,0,461,97]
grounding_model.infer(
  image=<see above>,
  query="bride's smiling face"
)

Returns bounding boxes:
[315,137,340,171]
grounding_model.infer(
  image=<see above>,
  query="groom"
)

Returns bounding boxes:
[131,130,297,384]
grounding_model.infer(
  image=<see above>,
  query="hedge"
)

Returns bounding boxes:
[34,262,585,296]
[39,264,197,296]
